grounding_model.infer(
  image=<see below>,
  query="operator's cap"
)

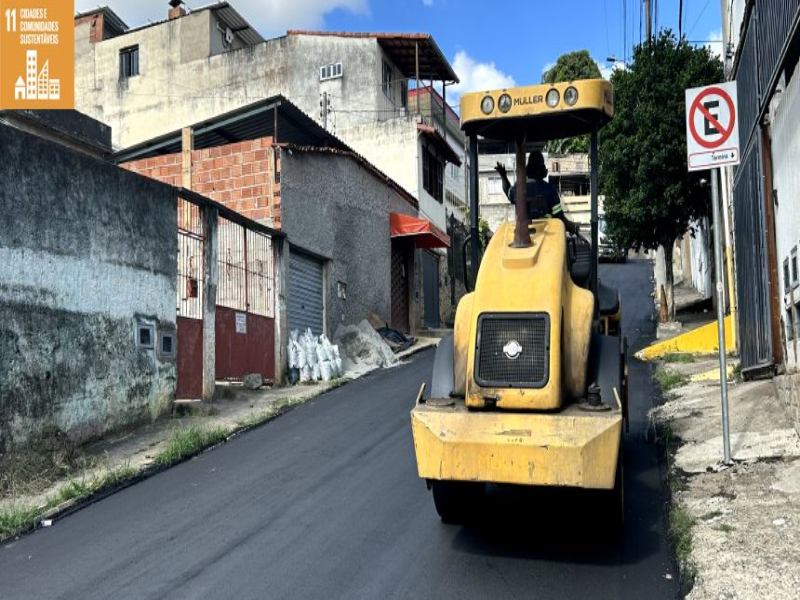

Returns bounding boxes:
[528,151,546,170]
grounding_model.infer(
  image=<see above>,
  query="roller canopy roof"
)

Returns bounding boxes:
[460,79,613,142]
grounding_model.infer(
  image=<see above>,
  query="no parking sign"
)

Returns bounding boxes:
[685,81,740,171]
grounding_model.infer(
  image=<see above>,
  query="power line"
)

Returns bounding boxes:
[603,0,612,57]
[623,0,627,64]
[639,0,643,45]
[688,0,712,37]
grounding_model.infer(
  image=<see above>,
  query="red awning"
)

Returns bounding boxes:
[390,212,450,249]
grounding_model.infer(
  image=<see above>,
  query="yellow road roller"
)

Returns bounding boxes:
[411,79,629,524]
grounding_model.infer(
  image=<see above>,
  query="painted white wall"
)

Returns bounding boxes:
[690,218,713,300]
[771,66,800,370]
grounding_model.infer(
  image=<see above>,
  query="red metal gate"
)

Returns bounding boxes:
[216,218,276,381]
[176,198,205,399]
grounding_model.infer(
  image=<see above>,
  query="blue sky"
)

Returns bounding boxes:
[77,0,723,104]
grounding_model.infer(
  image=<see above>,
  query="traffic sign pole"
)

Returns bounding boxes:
[686,81,739,465]
[711,169,732,465]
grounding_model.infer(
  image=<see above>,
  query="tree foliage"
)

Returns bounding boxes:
[542,50,602,154]
[600,31,723,252]
[599,31,723,317]
[542,50,602,85]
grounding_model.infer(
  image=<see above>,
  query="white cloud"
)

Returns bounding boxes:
[704,28,724,59]
[75,0,370,38]
[422,0,434,5]
[448,51,516,106]
[541,62,556,75]
[596,59,626,80]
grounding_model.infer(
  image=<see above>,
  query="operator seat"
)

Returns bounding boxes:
[568,236,620,316]
[598,280,620,316]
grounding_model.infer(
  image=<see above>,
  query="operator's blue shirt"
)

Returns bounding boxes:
[507,178,564,219]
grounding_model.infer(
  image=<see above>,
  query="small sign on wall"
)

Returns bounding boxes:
[235,312,247,334]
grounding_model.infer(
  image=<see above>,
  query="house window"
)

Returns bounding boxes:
[159,329,176,360]
[120,46,139,79]
[488,176,503,195]
[320,62,343,81]
[792,248,799,288]
[422,147,444,202]
[136,323,155,349]
[382,60,393,100]
[794,302,800,338]
[400,80,408,108]
[785,258,792,292]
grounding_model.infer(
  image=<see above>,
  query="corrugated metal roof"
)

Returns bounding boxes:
[417,124,462,166]
[96,2,263,47]
[74,7,129,35]
[207,2,264,46]
[111,95,349,162]
[287,30,458,83]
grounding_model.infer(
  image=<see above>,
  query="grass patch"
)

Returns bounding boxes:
[668,505,696,581]
[55,478,93,504]
[663,353,696,364]
[712,523,735,533]
[731,363,742,383]
[0,427,91,499]
[654,368,690,393]
[154,426,229,467]
[0,504,40,539]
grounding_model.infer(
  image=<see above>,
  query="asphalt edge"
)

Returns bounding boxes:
[1,344,439,545]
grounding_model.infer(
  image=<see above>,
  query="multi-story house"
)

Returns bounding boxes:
[73,1,461,328]
[477,149,598,232]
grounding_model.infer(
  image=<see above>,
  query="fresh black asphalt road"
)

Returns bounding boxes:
[0,259,678,599]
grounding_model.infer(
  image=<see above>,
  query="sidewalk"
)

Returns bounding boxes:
[649,355,800,599]
[0,338,438,542]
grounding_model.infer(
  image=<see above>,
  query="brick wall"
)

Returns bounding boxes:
[121,137,281,226]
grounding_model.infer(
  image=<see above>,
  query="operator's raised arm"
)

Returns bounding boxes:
[494,151,580,235]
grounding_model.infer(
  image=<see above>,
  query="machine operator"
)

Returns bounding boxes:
[494,150,580,235]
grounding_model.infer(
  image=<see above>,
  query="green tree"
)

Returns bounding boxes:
[542,50,602,84]
[542,50,602,154]
[599,31,723,320]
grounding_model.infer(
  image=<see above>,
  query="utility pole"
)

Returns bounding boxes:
[644,0,651,40]
[320,92,329,130]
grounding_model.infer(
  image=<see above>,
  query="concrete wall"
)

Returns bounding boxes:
[0,124,177,451]
[280,151,399,335]
[771,58,800,372]
[338,116,420,201]
[286,36,407,132]
[689,218,713,300]
[775,373,800,436]
[74,22,410,150]
[74,18,287,149]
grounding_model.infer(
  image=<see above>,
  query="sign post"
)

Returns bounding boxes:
[685,81,740,466]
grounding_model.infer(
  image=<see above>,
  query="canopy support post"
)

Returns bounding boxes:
[469,134,480,272]
[511,135,532,248]
[590,127,599,298]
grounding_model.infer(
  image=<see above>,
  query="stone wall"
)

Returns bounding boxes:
[775,373,800,437]
[0,124,177,451]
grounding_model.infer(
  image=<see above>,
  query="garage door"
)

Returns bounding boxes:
[288,250,324,335]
